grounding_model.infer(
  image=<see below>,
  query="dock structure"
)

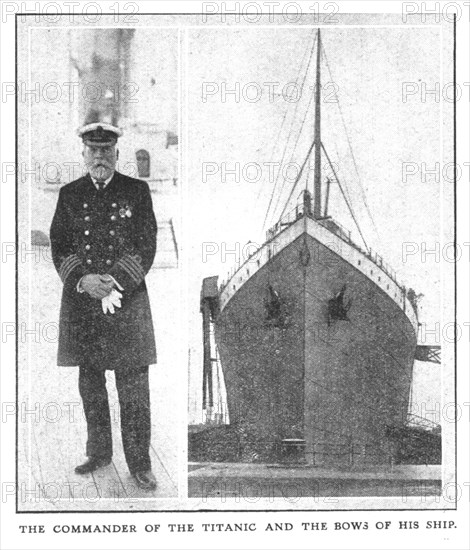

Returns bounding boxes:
[188,463,441,500]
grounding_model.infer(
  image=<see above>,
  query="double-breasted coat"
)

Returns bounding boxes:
[50,171,157,371]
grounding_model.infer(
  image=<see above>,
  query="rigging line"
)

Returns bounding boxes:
[271,83,316,223]
[261,30,317,234]
[322,142,369,252]
[276,34,324,223]
[305,146,313,191]
[332,140,354,211]
[269,34,319,226]
[254,108,288,203]
[277,139,316,222]
[255,31,310,207]
[262,31,317,232]
[321,41,381,243]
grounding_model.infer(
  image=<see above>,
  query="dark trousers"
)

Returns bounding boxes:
[78,364,151,474]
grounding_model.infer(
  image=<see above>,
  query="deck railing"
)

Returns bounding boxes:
[265,205,401,286]
[220,203,408,308]
[265,203,306,241]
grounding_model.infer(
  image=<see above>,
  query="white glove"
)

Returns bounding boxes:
[101,289,123,315]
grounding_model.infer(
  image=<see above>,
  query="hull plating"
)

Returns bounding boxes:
[215,228,417,465]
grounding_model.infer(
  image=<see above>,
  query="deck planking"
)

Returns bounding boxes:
[19,355,178,510]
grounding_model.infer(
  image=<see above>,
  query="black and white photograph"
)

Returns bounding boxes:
[16,19,182,510]
[186,18,455,506]
[1,2,469,549]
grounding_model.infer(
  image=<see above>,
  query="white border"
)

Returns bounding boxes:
[1,3,468,550]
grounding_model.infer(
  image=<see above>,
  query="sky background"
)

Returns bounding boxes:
[186,24,454,421]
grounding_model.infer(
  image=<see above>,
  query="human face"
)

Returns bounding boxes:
[83,144,118,181]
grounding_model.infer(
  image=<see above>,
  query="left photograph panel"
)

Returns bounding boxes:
[17,18,182,511]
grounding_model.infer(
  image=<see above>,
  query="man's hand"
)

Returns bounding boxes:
[80,274,114,299]
[102,289,123,315]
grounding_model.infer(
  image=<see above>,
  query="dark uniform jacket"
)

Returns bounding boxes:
[50,171,157,370]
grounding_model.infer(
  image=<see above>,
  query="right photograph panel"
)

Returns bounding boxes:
[185,17,454,509]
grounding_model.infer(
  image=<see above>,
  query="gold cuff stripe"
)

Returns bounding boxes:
[126,255,145,278]
[120,255,145,280]
[60,259,81,283]
[116,258,141,285]
[59,255,81,283]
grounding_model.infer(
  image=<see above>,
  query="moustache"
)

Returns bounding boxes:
[90,164,113,180]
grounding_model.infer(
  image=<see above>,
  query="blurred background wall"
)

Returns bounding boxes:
[30,27,179,269]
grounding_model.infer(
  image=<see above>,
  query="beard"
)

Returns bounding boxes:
[89,163,114,181]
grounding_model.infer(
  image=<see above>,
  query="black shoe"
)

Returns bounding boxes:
[75,457,112,475]
[133,470,157,491]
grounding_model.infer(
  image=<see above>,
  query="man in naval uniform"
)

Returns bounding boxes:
[50,122,158,491]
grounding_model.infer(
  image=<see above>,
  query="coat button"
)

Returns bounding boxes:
[83,203,88,208]
[86,259,92,265]
[85,244,91,251]
[112,203,117,208]
[84,230,90,236]
[110,215,116,221]
[109,230,115,236]
[84,216,90,222]
[106,259,112,265]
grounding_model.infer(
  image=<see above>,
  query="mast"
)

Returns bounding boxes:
[313,29,322,219]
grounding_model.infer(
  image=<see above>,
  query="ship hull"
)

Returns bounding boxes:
[215,220,417,466]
